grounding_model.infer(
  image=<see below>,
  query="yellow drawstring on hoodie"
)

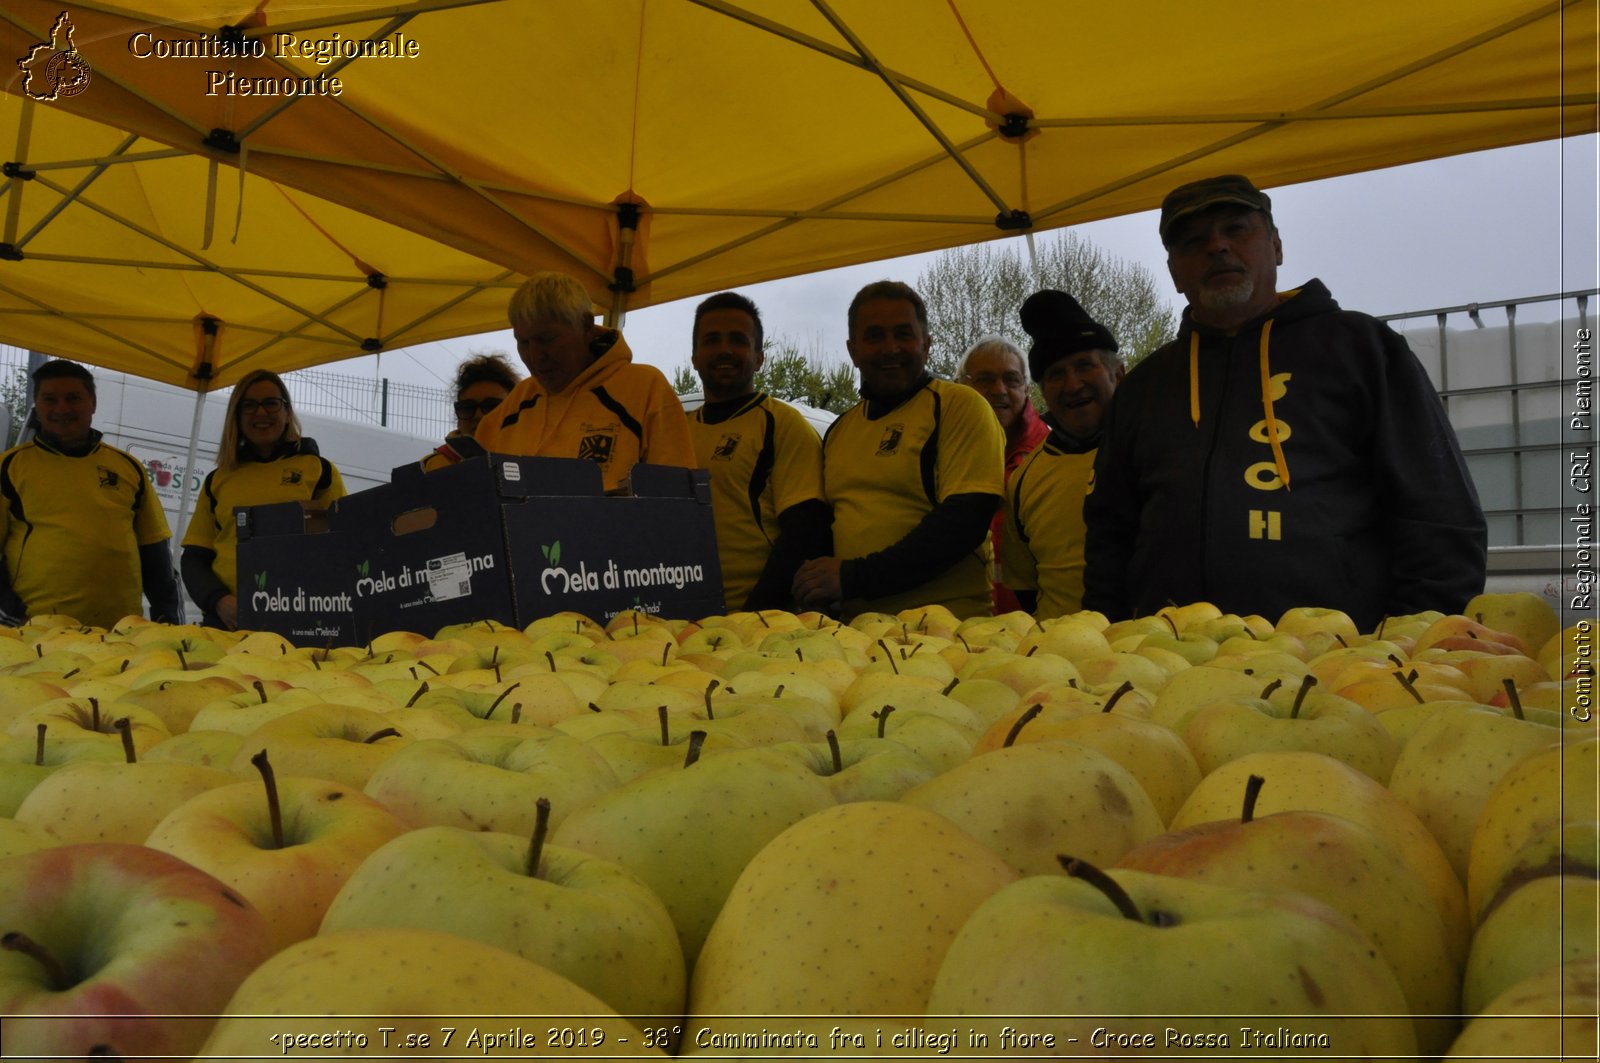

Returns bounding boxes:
[1187,320,1292,491]
[1257,319,1290,491]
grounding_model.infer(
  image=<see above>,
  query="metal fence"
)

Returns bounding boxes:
[279,367,453,440]
[0,345,454,443]
[1378,289,1595,550]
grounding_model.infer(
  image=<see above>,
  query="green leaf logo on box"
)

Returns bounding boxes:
[254,571,268,590]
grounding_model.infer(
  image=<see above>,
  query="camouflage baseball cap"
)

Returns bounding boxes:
[1159,174,1273,246]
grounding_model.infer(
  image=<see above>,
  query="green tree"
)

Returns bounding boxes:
[671,337,859,415]
[915,232,1177,377]
[0,366,29,445]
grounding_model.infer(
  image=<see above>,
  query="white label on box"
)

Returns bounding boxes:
[425,553,474,601]
[502,462,521,482]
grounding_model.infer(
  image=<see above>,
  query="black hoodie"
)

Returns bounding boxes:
[1083,279,1486,630]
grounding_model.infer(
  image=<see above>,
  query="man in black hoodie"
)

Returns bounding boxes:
[1082,175,1486,631]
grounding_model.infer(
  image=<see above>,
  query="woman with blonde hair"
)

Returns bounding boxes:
[181,369,345,629]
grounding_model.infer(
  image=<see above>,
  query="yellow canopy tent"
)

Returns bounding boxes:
[1,0,1595,390]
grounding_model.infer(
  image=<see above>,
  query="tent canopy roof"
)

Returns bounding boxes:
[1,0,1594,388]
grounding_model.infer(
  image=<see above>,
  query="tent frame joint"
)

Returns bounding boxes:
[997,113,1031,139]
[203,129,242,155]
[2,163,36,181]
[995,209,1033,231]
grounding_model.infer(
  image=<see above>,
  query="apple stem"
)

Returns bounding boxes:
[89,698,100,732]
[61,668,80,680]
[1057,856,1144,922]
[1333,633,1348,647]
[250,750,285,850]
[493,661,502,684]
[34,723,46,765]
[877,640,900,674]
[774,684,785,697]
[683,730,707,767]
[1391,669,1425,704]
[114,718,136,763]
[657,705,670,746]
[545,651,557,672]
[1025,645,1038,657]
[874,704,896,738]
[1067,677,1079,689]
[1502,678,1525,720]
[1289,674,1318,719]
[511,703,523,724]
[757,611,770,628]
[118,658,129,673]
[632,613,640,637]
[1,931,71,990]
[703,679,720,720]
[905,643,922,658]
[1259,677,1283,699]
[826,729,843,774]
[253,680,267,704]
[1102,681,1135,714]
[941,677,960,696]
[1004,703,1044,747]
[587,702,602,713]
[409,667,418,680]
[1376,615,1389,638]
[525,797,552,878]
[404,682,430,708]
[1160,613,1179,636]
[956,632,970,651]
[1240,773,1266,823]
[176,646,188,670]
[415,659,439,676]
[363,727,401,744]
[484,683,522,720]
[795,647,804,662]
[1387,653,1407,669]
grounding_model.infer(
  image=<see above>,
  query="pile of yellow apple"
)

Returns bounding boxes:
[0,593,1593,1060]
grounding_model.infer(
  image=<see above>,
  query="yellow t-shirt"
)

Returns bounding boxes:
[1001,437,1097,620]
[688,393,824,610]
[822,379,1005,619]
[475,330,695,493]
[183,448,346,594]
[0,437,171,629]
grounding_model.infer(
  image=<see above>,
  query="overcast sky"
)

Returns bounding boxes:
[360,134,1598,391]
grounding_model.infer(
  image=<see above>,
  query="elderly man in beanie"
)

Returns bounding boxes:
[1083,175,1486,630]
[956,336,1050,614]
[999,291,1124,619]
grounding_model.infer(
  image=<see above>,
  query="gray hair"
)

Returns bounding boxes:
[956,335,1026,379]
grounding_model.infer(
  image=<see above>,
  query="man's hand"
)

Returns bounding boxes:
[792,556,843,612]
[216,594,239,631]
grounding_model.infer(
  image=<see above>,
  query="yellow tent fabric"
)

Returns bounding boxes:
[1,0,1595,389]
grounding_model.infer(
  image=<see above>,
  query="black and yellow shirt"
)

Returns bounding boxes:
[475,329,695,493]
[1001,427,1099,620]
[0,433,171,629]
[183,441,345,595]
[823,379,1005,618]
[689,393,825,609]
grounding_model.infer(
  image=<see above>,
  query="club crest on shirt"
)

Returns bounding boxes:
[281,469,303,485]
[96,465,120,489]
[578,432,616,464]
[712,433,741,460]
[876,424,904,455]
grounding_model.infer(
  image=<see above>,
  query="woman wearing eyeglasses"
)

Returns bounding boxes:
[181,369,346,630]
[420,354,520,471]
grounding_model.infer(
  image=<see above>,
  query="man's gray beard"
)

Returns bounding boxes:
[1195,276,1256,314]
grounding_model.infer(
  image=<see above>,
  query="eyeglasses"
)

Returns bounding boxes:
[960,372,1026,389]
[454,398,504,417]
[238,397,287,415]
